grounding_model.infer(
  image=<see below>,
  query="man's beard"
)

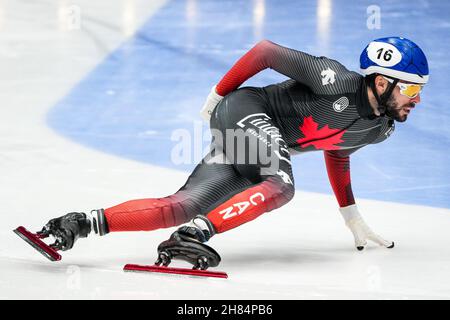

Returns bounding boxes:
[383,95,412,123]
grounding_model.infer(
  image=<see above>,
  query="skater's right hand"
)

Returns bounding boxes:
[40,212,91,251]
[200,85,224,122]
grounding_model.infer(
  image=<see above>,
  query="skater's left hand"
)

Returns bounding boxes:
[339,204,394,251]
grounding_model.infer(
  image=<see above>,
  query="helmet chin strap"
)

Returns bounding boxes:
[369,76,399,117]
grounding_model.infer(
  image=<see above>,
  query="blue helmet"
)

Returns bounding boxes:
[360,37,429,84]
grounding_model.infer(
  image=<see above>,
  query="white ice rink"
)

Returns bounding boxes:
[1,1,449,299]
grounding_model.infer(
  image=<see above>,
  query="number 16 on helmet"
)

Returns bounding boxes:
[360,36,429,85]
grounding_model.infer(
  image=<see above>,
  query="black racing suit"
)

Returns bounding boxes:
[101,40,394,235]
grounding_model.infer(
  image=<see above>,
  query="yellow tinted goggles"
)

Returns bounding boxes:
[383,76,424,99]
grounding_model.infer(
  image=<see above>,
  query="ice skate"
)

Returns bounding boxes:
[124,216,228,278]
[155,226,221,270]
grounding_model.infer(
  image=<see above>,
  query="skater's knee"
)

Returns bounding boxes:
[266,175,295,206]
[279,181,295,204]
[283,184,295,203]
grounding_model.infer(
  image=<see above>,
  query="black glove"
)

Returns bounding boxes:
[40,212,91,251]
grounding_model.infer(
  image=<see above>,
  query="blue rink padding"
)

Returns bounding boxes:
[47,0,450,208]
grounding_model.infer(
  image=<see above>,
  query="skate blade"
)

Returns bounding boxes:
[13,226,61,262]
[123,264,228,279]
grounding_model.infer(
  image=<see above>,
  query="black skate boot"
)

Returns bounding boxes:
[155,215,220,270]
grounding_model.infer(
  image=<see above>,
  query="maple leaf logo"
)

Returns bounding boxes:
[296,116,346,150]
